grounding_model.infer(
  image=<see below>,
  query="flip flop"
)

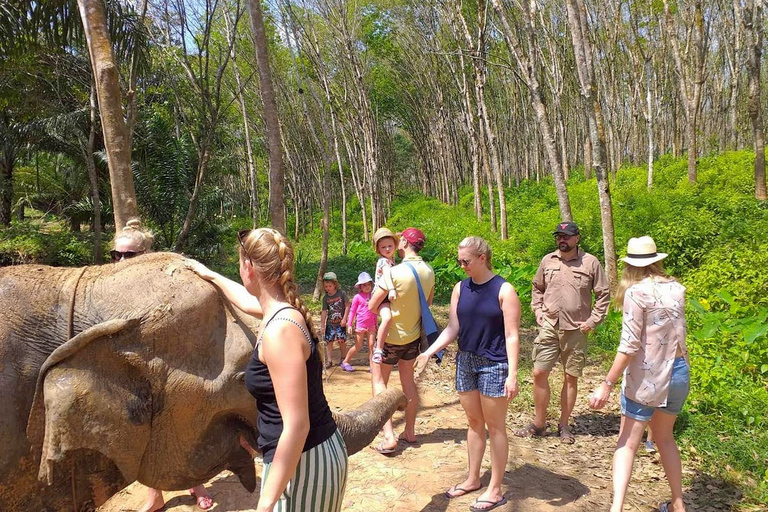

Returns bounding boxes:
[398,434,418,445]
[373,440,397,455]
[444,484,481,499]
[513,422,547,438]
[189,489,213,511]
[469,496,508,511]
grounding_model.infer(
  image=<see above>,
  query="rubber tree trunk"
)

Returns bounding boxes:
[490,0,572,222]
[646,58,654,190]
[566,0,618,291]
[663,0,707,183]
[225,10,259,226]
[86,84,102,262]
[0,115,16,226]
[745,0,767,200]
[77,0,138,232]
[246,0,286,233]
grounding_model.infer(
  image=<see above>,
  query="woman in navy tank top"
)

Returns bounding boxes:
[416,236,521,511]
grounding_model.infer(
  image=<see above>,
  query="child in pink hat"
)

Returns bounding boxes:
[340,272,378,372]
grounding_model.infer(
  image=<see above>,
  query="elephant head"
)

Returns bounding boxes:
[0,253,405,511]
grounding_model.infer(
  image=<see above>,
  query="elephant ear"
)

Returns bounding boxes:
[27,318,153,485]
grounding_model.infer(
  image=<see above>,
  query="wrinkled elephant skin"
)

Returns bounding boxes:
[0,253,406,511]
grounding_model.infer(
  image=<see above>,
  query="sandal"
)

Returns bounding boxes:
[513,422,547,438]
[558,424,575,444]
[373,440,397,455]
[469,496,508,511]
[444,484,481,499]
[189,488,213,511]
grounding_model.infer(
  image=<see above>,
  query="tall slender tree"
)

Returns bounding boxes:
[77,0,138,231]
[744,0,766,200]
[247,0,286,233]
[566,0,617,290]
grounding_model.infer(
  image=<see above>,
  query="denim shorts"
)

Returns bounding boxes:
[621,357,690,422]
[455,351,509,398]
[324,324,347,342]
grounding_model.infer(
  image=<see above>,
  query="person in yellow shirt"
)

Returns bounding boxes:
[368,227,434,454]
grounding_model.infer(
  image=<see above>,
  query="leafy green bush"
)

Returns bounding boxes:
[291,151,768,503]
[0,214,103,266]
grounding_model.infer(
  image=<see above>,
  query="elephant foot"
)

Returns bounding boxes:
[137,487,165,512]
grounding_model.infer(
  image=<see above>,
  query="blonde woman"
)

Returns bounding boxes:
[589,237,689,512]
[112,219,214,512]
[111,218,154,262]
[415,236,520,512]
[188,228,347,512]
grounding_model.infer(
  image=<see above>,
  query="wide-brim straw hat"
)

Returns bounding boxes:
[354,271,374,289]
[372,227,399,247]
[621,236,668,267]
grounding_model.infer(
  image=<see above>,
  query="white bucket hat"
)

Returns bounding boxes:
[621,236,668,267]
[354,271,374,289]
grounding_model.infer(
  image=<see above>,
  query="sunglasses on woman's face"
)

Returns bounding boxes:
[456,258,472,267]
[110,250,144,262]
[238,229,252,262]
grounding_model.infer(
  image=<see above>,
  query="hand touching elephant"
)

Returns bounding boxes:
[0,253,405,511]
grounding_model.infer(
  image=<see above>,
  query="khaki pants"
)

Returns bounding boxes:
[532,319,587,377]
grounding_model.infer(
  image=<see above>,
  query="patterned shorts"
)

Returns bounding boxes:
[455,351,509,398]
[381,339,420,365]
[324,324,347,342]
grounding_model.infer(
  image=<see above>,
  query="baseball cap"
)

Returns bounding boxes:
[553,221,580,236]
[401,227,426,250]
[322,271,338,281]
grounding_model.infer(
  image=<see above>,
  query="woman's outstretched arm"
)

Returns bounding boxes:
[186,260,263,317]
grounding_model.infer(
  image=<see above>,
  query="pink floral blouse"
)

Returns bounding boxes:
[618,277,689,407]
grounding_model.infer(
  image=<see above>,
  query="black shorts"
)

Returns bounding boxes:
[381,339,420,365]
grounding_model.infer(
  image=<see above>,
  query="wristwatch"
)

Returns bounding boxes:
[603,378,615,388]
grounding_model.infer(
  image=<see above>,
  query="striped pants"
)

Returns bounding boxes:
[261,430,348,511]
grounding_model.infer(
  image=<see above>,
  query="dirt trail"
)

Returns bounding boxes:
[100,333,733,512]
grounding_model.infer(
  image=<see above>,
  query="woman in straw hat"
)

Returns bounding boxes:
[589,236,689,512]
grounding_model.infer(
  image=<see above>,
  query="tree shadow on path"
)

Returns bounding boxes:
[505,463,591,508]
[417,463,590,512]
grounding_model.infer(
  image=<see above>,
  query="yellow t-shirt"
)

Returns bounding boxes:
[378,256,435,345]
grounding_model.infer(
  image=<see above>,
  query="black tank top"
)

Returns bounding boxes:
[244,307,337,463]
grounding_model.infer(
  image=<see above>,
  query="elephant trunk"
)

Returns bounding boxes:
[332,388,407,455]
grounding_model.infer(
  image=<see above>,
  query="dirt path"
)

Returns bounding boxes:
[99,332,734,512]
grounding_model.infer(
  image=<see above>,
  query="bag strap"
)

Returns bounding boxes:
[404,262,438,334]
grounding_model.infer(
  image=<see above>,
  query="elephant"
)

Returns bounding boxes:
[0,252,406,511]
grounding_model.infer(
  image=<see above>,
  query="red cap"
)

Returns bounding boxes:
[401,227,425,250]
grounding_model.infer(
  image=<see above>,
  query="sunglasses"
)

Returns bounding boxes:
[554,234,574,240]
[110,250,144,262]
[456,258,472,267]
[238,229,252,262]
